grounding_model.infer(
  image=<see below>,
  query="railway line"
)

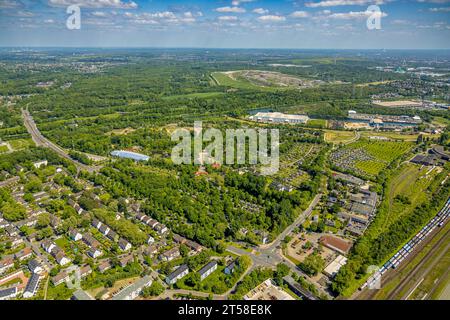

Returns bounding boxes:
[356,197,450,300]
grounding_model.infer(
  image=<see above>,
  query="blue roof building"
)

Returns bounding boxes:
[111,150,149,162]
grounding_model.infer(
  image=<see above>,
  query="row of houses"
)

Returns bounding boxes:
[52,265,92,286]
[165,260,219,285]
[41,240,71,266]
[135,212,168,235]
[91,218,132,251]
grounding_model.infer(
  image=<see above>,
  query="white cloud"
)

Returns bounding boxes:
[48,0,138,9]
[417,0,450,3]
[306,0,386,8]
[218,15,238,21]
[0,0,21,8]
[232,0,255,5]
[327,10,388,19]
[429,7,450,12]
[215,6,246,13]
[257,15,286,22]
[253,8,269,15]
[290,11,310,18]
[92,11,107,17]
[44,19,55,24]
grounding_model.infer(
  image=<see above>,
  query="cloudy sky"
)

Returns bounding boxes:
[0,0,449,49]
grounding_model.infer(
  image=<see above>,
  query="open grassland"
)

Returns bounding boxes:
[324,130,357,144]
[369,164,439,236]
[8,138,35,150]
[211,72,267,91]
[307,119,327,129]
[0,145,8,153]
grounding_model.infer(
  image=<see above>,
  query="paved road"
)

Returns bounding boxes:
[226,194,329,299]
[22,108,101,173]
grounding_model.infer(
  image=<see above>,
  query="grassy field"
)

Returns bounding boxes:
[8,138,35,150]
[324,130,357,144]
[307,119,327,129]
[0,145,8,153]
[211,72,278,91]
[368,164,439,238]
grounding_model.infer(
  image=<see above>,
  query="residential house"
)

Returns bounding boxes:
[0,257,14,274]
[69,229,83,241]
[54,250,71,266]
[147,236,155,244]
[98,224,110,236]
[87,247,102,259]
[112,276,152,300]
[82,233,100,248]
[14,247,32,261]
[185,240,202,253]
[172,234,186,244]
[23,273,41,298]
[106,230,118,242]
[198,261,218,281]
[119,255,134,268]
[91,218,102,229]
[52,271,69,286]
[159,247,180,262]
[33,160,48,169]
[41,240,56,254]
[224,260,237,275]
[166,265,189,285]
[28,259,43,274]
[79,265,92,278]
[98,260,112,273]
[145,245,158,257]
[0,287,18,300]
[118,239,131,251]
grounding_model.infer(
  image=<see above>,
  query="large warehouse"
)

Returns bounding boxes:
[249,112,309,124]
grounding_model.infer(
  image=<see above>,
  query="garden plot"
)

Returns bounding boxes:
[331,140,412,178]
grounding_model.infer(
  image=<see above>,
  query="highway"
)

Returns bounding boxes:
[21,108,101,173]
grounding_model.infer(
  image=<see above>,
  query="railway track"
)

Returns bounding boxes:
[386,228,450,300]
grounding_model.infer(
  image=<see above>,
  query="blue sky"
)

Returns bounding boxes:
[0,0,449,48]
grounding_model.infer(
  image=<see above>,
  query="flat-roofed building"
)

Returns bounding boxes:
[23,273,41,298]
[111,276,152,300]
[250,112,309,124]
[166,264,189,285]
[198,261,218,281]
[323,255,348,278]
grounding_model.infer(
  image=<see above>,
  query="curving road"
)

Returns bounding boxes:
[226,193,329,299]
[22,108,102,173]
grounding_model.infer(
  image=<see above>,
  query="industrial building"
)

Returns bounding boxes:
[249,112,309,124]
